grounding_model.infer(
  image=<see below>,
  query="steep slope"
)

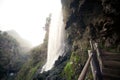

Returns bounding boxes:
[0,31,27,80]
[62,0,120,51]
[13,0,120,80]
[61,0,120,80]
[35,0,120,80]
[15,43,47,80]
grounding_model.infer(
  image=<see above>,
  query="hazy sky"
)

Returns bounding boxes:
[0,0,62,47]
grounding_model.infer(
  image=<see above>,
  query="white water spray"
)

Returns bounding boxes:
[41,3,65,71]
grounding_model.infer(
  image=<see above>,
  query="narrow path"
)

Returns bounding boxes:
[78,41,120,80]
[101,51,120,80]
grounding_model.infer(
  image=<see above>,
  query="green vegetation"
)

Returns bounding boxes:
[15,58,44,80]
[0,31,26,80]
[15,37,48,80]
[64,61,74,80]
[62,49,88,80]
[63,51,81,80]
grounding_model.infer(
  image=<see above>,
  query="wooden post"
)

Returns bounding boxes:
[92,43,103,80]
[90,40,94,50]
[94,43,103,72]
[78,50,93,80]
[88,50,97,80]
[90,41,103,80]
[78,41,103,80]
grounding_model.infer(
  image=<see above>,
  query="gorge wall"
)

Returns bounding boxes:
[60,0,120,79]
[62,0,120,51]
[15,0,120,80]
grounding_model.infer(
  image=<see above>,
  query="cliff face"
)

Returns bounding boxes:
[0,31,26,80]
[62,0,120,51]
[31,0,120,80]
[61,0,120,79]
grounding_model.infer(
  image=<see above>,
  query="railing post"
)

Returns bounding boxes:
[90,40,94,50]
[92,43,103,80]
[88,50,97,80]
[94,43,103,73]
[78,50,93,80]
[90,40,103,80]
[78,40,103,80]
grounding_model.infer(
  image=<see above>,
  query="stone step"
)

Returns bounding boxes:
[103,72,120,80]
[102,55,120,61]
[101,51,120,61]
[101,50,120,55]
[102,61,120,69]
[102,68,120,76]
[102,52,120,58]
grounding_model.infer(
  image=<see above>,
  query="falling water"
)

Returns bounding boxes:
[41,7,65,71]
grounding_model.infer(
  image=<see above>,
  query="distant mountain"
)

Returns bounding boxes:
[7,30,32,53]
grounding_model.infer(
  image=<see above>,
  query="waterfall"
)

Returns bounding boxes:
[41,8,65,71]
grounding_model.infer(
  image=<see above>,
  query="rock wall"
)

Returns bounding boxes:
[33,0,120,80]
[62,0,120,53]
[61,0,120,79]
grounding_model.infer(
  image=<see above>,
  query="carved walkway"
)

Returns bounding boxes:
[78,41,120,80]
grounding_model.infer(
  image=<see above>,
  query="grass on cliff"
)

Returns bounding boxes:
[15,43,47,80]
[62,51,82,80]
